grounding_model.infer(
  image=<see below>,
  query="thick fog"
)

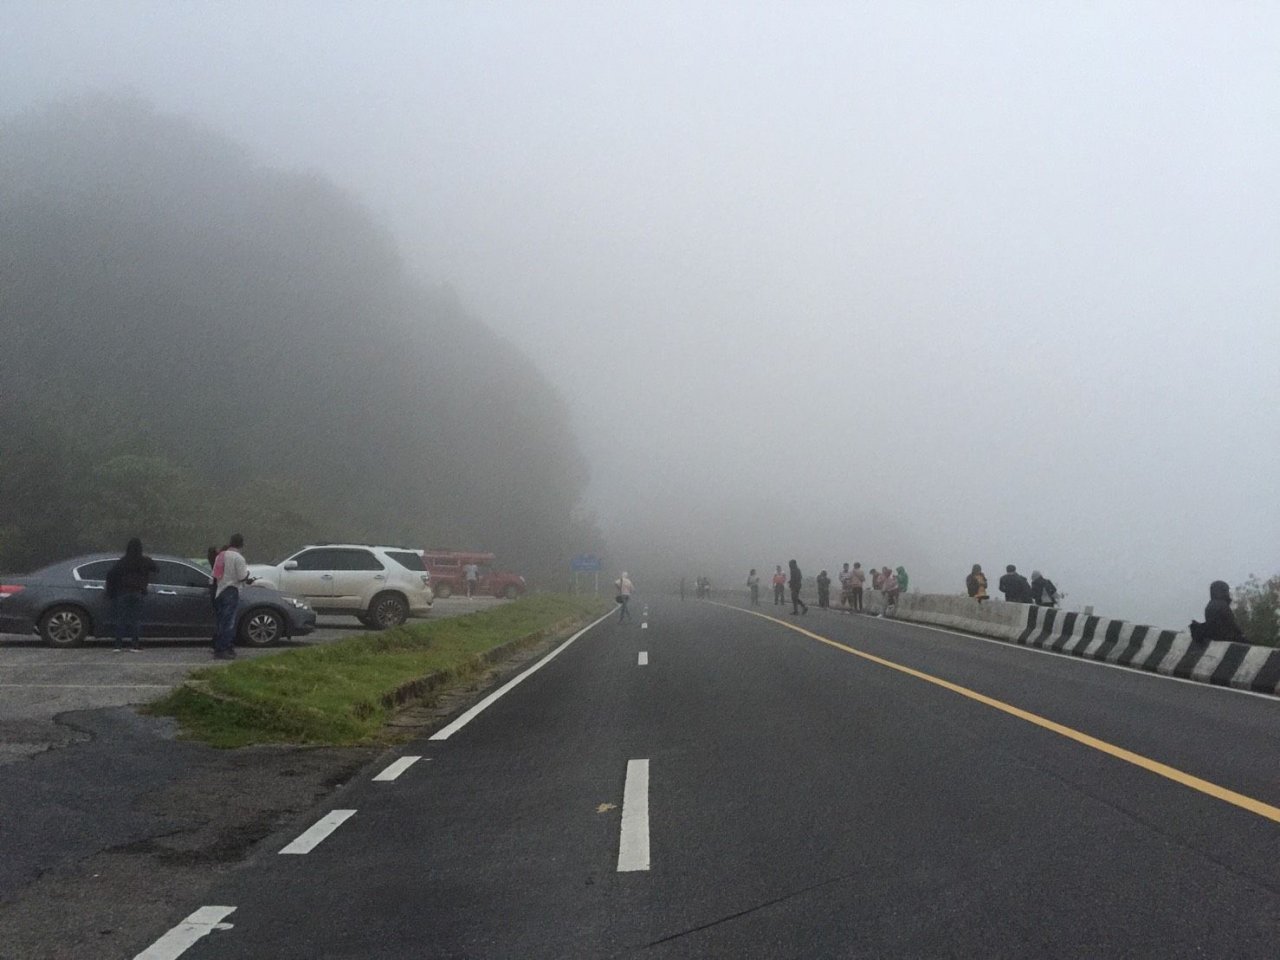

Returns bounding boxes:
[3,3,1277,626]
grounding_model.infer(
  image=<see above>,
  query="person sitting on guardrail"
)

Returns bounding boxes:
[1196,580,1245,644]
[999,565,1033,603]
[966,564,989,602]
[1030,571,1058,607]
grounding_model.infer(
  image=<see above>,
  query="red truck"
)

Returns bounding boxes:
[421,551,527,599]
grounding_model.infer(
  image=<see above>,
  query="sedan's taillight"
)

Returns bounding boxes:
[0,584,25,599]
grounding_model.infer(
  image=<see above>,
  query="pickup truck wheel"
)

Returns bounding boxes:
[503,585,519,600]
[238,608,284,646]
[434,583,452,599]
[370,592,408,629]
[40,605,91,647]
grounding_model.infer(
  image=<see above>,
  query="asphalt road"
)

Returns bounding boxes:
[140,597,1278,960]
[0,598,504,762]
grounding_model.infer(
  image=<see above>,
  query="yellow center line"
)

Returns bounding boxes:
[718,603,1280,825]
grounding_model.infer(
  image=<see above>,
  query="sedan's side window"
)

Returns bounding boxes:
[74,560,116,581]
[292,550,338,571]
[330,549,385,571]
[153,560,212,588]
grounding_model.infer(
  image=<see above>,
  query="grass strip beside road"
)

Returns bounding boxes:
[149,595,609,748]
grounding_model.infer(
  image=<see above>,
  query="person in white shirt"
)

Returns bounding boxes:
[212,533,253,660]
[463,562,479,597]
[615,572,634,622]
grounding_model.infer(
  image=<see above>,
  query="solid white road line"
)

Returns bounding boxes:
[280,809,356,854]
[429,608,616,741]
[133,905,235,960]
[638,651,649,666]
[617,759,651,872]
[373,756,423,781]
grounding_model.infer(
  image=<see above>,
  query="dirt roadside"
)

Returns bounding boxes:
[0,621,584,960]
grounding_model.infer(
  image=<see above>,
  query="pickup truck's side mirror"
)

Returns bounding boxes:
[283,560,299,571]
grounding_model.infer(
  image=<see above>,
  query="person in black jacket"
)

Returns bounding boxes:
[1030,571,1058,607]
[788,559,808,615]
[998,565,1033,603]
[1202,580,1246,643]
[104,538,158,652]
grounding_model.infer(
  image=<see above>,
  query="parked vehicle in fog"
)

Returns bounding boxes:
[421,550,526,599]
[248,544,432,628]
[0,554,316,647]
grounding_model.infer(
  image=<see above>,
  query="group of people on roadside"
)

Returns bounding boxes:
[101,534,253,658]
[747,561,907,617]
[965,564,1059,607]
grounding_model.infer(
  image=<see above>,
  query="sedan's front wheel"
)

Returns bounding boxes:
[238,608,284,646]
[39,605,91,647]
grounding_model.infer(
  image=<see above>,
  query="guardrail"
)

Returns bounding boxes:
[862,592,1280,696]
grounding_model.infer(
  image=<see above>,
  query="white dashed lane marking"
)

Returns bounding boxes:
[638,651,648,666]
[280,810,356,854]
[133,905,235,959]
[617,759,651,872]
[373,756,423,781]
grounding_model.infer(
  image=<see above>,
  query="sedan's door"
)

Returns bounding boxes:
[280,549,340,610]
[72,559,119,631]
[149,560,215,636]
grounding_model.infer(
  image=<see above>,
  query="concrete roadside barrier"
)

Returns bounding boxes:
[862,591,1280,696]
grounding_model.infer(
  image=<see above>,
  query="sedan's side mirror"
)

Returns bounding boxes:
[283,560,299,571]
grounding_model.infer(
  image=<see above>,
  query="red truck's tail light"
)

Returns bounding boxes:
[0,584,25,599]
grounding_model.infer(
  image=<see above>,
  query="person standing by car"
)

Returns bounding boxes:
[747,568,761,606]
[615,572,634,622]
[463,562,479,597]
[788,560,809,615]
[212,534,253,659]
[967,564,989,603]
[104,538,157,652]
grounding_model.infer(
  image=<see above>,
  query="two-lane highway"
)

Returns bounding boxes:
[146,598,1279,959]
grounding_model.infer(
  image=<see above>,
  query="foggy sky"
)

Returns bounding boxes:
[4,2,1277,625]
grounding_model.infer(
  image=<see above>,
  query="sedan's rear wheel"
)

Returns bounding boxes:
[434,583,453,599]
[40,605,91,647]
[369,592,408,629]
[503,584,519,600]
[238,608,284,646]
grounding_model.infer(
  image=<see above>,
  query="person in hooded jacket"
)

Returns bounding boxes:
[1202,580,1246,643]
[104,538,158,652]
[896,566,909,593]
[966,564,988,602]
[1030,571,1058,607]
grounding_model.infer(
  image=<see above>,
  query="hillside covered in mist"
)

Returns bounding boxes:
[0,96,603,579]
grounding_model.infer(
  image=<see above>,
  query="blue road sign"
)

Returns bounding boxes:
[571,554,603,572]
